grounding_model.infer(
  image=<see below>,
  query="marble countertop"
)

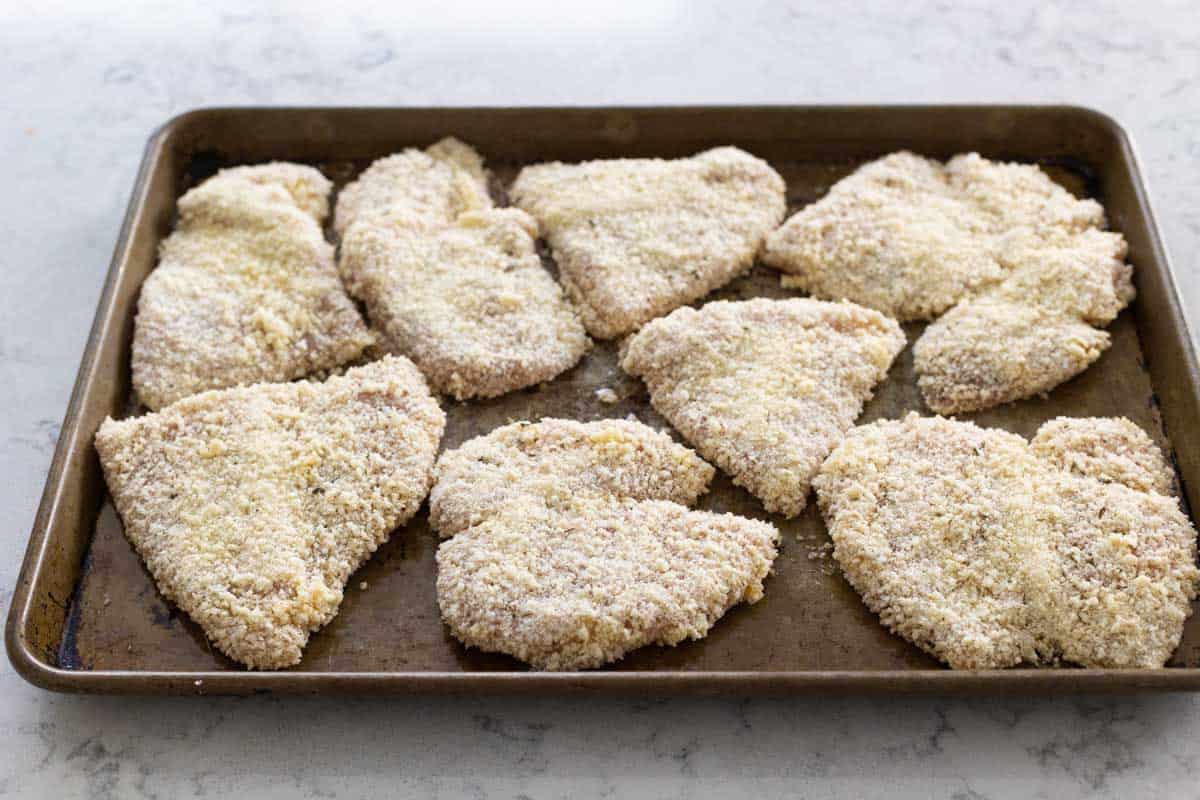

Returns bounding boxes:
[4,1,1200,797]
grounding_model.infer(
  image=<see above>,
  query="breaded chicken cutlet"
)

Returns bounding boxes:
[95,356,445,669]
[511,147,786,339]
[131,163,373,410]
[431,418,780,670]
[814,413,1198,670]
[763,152,1134,413]
[621,298,905,517]
[337,140,589,399]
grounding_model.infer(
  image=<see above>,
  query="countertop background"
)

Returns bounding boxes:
[4,1,1200,797]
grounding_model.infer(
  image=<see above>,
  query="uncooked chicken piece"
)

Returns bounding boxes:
[511,147,786,338]
[621,298,905,516]
[337,140,589,398]
[333,137,491,236]
[132,163,373,410]
[95,357,445,669]
[339,207,589,400]
[763,152,1134,413]
[814,413,1198,670]
[914,229,1135,414]
[431,418,779,670]
[763,152,1108,321]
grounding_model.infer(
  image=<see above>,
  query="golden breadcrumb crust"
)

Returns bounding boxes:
[95,356,445,669]
[132,163,373,410]
[814,413,1198,670]
[621,298,905,517]
[763,152,1133,413]
[431,418,779,669]
[511,147,786,339]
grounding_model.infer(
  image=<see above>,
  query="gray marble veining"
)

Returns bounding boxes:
[3,1,1200,797]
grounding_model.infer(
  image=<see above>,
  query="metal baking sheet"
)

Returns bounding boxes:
[9,106,1200,694]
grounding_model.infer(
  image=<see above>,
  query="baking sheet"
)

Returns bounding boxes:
[11,107,1200,693]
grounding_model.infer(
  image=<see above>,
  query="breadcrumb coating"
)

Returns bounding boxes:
[337,141,589,399]
[763,152,1133,413]
[621,298,905,517]
[814,413,1198,670]
[430,417,714,538]
[431,418,779,669]
[763,152,1106,321]
[914,229,1135,413]
[333,137,491,236]
[511,147,786,338]
[95,356,445,669]
[340,207,589,399]
[131,163,373,410]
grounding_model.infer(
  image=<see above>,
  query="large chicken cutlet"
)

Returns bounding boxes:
[131,163,373,410]
[511,147,786,339]
[814,413,1198,670]
[95,356,445,669]
[431,418,779,670]
[621,298,905,517]
[337,141,589,398]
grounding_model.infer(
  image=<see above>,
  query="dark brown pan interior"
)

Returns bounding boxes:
[11,107,1200,693]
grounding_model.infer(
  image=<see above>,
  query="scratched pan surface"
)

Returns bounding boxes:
[9,107,1200,694]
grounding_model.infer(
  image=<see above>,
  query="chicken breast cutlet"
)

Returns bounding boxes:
[431,418,779,670]
[913,229,1135,414]
[132,163,373,410]
[340,207,589,400]
[95,356,445,669]
[814,413,1198,670]
[511,147,786,339]
[621,298,905,517]
[763,152,1134,413]
[337,140,589,399]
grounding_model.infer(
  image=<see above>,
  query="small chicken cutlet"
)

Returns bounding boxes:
[763,152,1134,413]
[131,163,373,410]
[337,141,589,399]
[95,356,445,669]
[431,418,779,670]
[814,413,1198,670]
[913,229,1135,414]
[511,147,786,339]
[621,298,905,517]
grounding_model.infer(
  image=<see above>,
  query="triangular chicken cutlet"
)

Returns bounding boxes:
[511,147,786,339]
[621,298,905,517]
[431,418,779,670]
[95,356,445,669]
[815,413,1198,669]
[132,163,373,410]
[337,140,589,399]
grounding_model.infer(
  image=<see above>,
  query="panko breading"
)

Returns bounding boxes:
[336,140,589,399]
[511,147,786,339]
[621,298,905,517]
[431,418,779,669]
[94,356,445,669]
[763,152,1134,413]
[814,413,1198,670]
[333,137,491,236]
[914,229,1135,413]
[131,163,373,410]
[763,152,1107,320]
[339,208,589,400]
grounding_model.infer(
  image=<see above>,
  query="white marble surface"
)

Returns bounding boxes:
[3,1,1200,797]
